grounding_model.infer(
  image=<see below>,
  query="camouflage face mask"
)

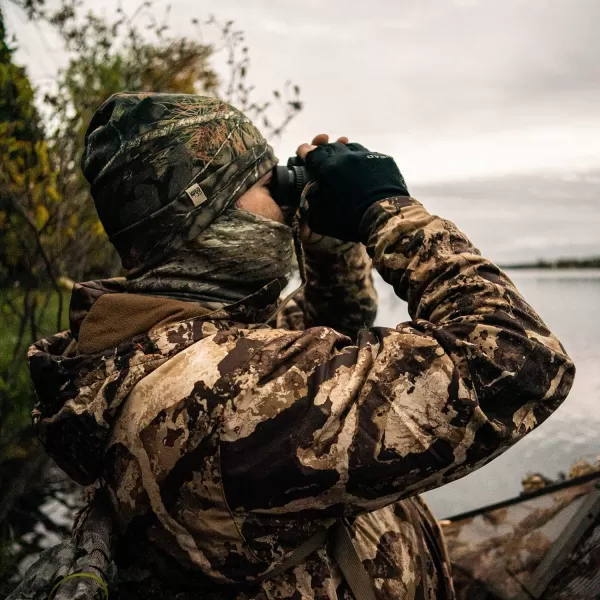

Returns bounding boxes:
[125,208,294,307]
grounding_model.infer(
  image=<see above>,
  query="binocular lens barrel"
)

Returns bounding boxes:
[271,164,307,212]
[269,153,310,219]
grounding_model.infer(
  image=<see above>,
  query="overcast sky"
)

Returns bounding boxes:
[4,0,600,261]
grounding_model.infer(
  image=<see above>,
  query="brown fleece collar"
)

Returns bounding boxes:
[77,293,214,354]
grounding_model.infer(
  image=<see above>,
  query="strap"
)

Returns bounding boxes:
[231,519,377,600]
[252,527,329,584]
[331,519,377,600]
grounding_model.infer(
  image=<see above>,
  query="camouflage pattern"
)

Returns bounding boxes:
[441,472,600,600]
[82,93,277,273]
[277,235,378,339]
[126,207,294,306]
[28,196,575,599]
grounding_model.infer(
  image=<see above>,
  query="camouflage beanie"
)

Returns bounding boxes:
[82,92,278,273]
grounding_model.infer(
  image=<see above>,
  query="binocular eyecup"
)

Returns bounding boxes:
[270,157,309,219]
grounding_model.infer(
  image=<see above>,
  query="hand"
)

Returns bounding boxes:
[296,134,348,245]
[298,140,409,243]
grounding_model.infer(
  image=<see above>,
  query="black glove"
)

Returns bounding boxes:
[304,142,409,242]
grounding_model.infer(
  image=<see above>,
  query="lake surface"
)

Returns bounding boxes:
[371,268,600,518]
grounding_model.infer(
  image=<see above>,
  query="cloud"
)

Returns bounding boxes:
[8,0,600,186]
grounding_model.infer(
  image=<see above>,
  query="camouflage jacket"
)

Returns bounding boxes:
[28,197,575,600]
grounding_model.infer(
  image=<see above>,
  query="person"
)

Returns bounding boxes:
[20,92,574,600]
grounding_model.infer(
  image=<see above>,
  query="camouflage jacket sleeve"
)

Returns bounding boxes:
[277,237,378,338]
[218,196,575,515]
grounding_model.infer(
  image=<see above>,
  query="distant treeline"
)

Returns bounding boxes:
[501,257,600,269]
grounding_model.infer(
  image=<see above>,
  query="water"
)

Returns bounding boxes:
[371,268,600,518]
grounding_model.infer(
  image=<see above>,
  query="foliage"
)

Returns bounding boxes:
[0,7,60,458]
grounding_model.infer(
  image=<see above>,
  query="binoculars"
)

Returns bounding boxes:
[270,157,309,220]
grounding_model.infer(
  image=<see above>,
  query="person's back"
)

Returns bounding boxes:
[17,93,574,600]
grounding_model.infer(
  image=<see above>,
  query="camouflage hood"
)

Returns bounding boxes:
[28,278,282,486]
[82,92,278,273]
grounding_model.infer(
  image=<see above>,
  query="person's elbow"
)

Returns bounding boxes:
[476,333,576,442]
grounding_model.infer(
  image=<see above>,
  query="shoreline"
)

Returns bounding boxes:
[500,258,600,270]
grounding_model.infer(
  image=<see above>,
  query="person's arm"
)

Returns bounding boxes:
[276,134,378,338]
[277,237,378,338]
[219,145,575,517]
